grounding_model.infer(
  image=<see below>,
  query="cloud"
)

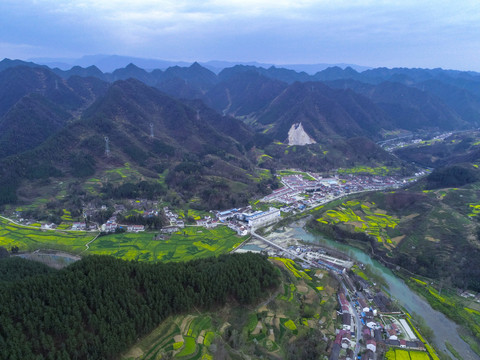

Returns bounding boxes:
[1,0,480,69]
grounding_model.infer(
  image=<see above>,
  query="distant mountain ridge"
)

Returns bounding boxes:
[28,54,371,73]
[2,57,480,142]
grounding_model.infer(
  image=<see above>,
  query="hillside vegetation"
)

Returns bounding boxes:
[309,188,480,292]
[0,253,279,359]
[123,258,338,360]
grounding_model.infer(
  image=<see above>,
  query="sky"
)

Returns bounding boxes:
[1,0,480,71]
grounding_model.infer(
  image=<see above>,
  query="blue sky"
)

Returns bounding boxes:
[1,0,480,70]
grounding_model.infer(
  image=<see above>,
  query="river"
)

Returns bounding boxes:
[281,220,479,360]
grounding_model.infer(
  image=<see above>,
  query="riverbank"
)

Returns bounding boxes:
[303,217,480,358]
[262,219,479,360]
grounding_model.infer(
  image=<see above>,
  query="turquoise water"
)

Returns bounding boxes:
[291,221,479,360]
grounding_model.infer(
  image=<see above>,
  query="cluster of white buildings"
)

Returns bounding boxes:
[262,172,411,207]
[164,207,185,228]
[100,216,145,233]
[214,207,281,230]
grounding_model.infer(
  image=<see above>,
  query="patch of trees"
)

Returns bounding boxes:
[70,153,96,178]
[0,247,9,259]
[101,181,166,199]
[286,328,328,360]
[116,214,166,230]
[0,253,279,359]
[150,140,175,156]
[0,256,54,282]
[426,165,479,189]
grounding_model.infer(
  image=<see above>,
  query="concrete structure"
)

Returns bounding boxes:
[399,318,416,339]
[245,208,280,228]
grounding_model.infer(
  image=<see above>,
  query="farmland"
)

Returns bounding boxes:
[0,217,244,263]
[337,165,400,176]
[385,349,430,360]
[0,216,94,253]
[87,226,245,262]
[123,259,339,359]
[315,200,399,245]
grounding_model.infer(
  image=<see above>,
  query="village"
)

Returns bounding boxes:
[233,231,430,360]
[10,170,422,238]
[5,168,477,359]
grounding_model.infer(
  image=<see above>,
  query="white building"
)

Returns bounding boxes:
[127,225,145,232]
[366,340,376,352]
[245,208,281,228]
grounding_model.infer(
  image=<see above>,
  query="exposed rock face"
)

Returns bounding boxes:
[287,123,316,145]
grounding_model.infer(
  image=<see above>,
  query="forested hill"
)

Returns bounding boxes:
[0,253,279,359]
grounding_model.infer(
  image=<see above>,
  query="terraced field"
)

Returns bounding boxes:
[316,200,399,244]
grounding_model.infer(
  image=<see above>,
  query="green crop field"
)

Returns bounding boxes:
[0,217,245,263]
[85,226,244,262]
[316,201,398,244]
[337,166,399,176]
[0,217,94,253]
[386,349,430,360]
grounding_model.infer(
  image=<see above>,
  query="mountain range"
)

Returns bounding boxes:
[1,57,480,211]
[28,54,372,73]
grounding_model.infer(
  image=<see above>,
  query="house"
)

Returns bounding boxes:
[342,313,351,331]
[339,293,350,313]
[227,222,249,236]
[366,321,377,329]
[400,339,407,348]
[102,222,118,232]
[127,225,145,232]
[334,330,351,350]
[366,339,376,352]
[388,329,398,340]
[390,323,399,333]
[217,209,236,221]
[176,220,185,228]
[341,335,352,349]
[406,341,424,349]
[385,339,400,346]
[364,311,374,319]
[358,298,370,312]
[71,222,86,230]
[161,226,179,234]
[41,223,57,230]
[196,219,209,226]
